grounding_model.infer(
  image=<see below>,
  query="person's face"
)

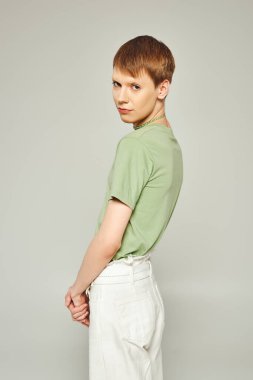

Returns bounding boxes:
[112,67,167,127]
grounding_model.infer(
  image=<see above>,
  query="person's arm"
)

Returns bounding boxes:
[70,197,133,298]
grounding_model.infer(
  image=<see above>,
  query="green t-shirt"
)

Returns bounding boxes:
[94,123,183,261]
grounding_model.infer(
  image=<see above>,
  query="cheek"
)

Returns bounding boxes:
[134,91,146,103]
[136,92,155,109]
[112,91,117,102]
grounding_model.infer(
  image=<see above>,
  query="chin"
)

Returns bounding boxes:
[121,119,133,125]
[120,115,133,122]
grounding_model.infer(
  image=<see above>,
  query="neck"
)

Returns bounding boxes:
[133,111,166,130]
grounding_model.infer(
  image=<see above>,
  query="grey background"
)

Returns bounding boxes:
[0,0,252,379]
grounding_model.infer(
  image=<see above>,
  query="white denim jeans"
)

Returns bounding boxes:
[85,252,165,380]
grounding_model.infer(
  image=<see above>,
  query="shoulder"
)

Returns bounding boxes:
[116,135,151,155]
[114,136,154,172]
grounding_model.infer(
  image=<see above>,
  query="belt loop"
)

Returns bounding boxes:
[85,279,94,297]
[85,285,90,297]
[148,259,153,278]
[128,255,134,285]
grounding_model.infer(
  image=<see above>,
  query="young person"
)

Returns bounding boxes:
[65,35,183,379]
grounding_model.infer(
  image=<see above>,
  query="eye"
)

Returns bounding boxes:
[132,84,140,90]
[112,81,119,87]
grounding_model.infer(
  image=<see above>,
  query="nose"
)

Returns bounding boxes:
[117,86,129,104]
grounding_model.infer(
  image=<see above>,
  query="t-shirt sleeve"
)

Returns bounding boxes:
[108,137,153,210]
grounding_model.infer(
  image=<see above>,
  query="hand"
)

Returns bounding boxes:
[65,286,90,327]
[69,296,90,327]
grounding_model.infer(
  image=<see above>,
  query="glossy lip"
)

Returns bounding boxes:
[118,108,132,114]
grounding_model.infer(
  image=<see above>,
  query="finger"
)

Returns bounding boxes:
[81,317,90,325]
[73,312,89,321]
[74,302,89,310]
[65,292,71,307]
[81,319,90,327]
[72,311,89,321]
[69,303,88,314]
[72,310,89,318]
[73,310,89,320]
[70,307,88,318]
[69,302,87,311]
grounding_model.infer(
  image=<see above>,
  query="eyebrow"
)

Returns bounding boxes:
[112,78,141,85]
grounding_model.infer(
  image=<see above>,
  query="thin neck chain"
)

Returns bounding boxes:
[133,113,166,130]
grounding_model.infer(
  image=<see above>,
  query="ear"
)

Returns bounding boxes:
[157,79,170,100]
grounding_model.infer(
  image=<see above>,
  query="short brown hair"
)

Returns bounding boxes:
[113,35,176,87]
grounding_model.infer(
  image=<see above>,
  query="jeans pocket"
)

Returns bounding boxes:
[113,289,156,348]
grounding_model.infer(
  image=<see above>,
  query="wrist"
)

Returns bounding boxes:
[70,283,83,298]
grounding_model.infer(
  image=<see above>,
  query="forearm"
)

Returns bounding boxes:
[71,234,120,297]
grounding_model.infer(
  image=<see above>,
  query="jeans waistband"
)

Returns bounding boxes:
[85,252,154,296]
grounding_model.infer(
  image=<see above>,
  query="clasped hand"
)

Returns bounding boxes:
[65,286,90,327]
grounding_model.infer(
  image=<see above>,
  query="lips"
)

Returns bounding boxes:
[118,108,131,111]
